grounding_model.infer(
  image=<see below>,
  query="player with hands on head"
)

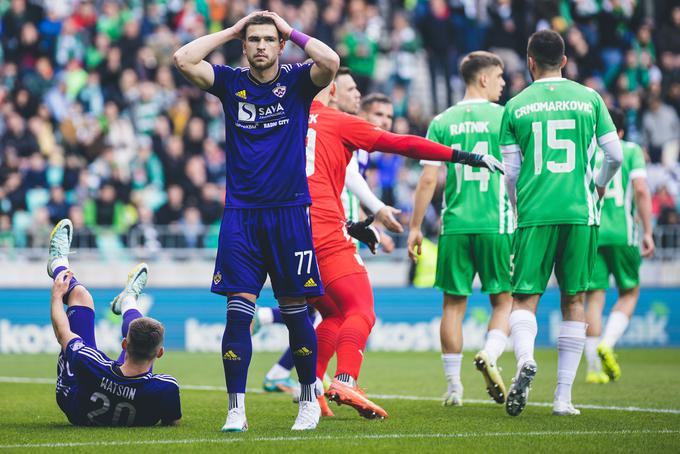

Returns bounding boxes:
[175,11,339,432]
[48,219,181,427]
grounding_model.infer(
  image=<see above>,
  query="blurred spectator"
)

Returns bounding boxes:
[69,205,97,250]
[46,186,70,225]
[642,96,680,164]
[416,0,455,112]
[155,184,184,226]
[1,113,38,158]
[27,206,51,248]
[339,0,379,94]
[180,206,204,248]
[657,207,680,255]
[652,185,676,218]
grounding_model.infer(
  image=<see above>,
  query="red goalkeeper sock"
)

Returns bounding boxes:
[311,295,344,379]
[327,272,375,380]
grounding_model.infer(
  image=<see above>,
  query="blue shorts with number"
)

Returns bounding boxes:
[211,205,324,299]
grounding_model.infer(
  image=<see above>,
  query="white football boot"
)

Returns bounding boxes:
[552,400,581,416]
[221,406,248,432]
[47,219,73,278]
[110,263,149,315]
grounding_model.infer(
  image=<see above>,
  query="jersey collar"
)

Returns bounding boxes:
[247,67,282,85]
[533,77,566,83]
[456,98,489,105]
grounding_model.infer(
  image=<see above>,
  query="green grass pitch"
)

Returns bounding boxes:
[1,349,679,452]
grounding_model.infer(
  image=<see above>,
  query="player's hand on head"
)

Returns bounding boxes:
[407,228,423,263]
[376,206,403,233]
[641,232,655,258]
[346,215,380,254]
[232,11,264,36]
[261,11,293,39]
[52,270,72,299]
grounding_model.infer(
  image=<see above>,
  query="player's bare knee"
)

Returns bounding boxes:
[66,285,94,310]
[560,292,585,320]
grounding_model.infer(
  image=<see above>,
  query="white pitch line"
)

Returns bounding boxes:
[1,429,679,449]
[3,376,680,415]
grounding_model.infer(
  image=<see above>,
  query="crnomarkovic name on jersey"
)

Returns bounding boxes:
[514,100,593,119]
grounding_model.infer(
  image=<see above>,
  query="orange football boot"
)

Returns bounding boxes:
[325,379,388,419]
[317,394,335,417]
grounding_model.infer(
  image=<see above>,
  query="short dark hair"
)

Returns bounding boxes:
[608,107,626,135]
[242,15,282,40]
[126,317,164,362]
[459,51,504,85]
[335,66,352,78]
[361,93,392,112]
[527,29,565,70]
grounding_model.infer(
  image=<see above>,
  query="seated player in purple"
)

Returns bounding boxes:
[48,219,181,427]
[174,11,339,432]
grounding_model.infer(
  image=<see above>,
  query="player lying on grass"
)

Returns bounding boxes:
[499,30,622,417]
[408,51,513,407]
[306,69,504,420]
[174,10,339,431]
[48,219,181,427]
[584,108,655,384]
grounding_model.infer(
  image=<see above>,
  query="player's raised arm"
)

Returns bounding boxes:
[174,12,261,89]
[262,11,339,87]
[50,270,78,350]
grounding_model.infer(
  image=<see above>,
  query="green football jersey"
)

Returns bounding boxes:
[596,140,647,246]
[426,99,514,235]
[499,77,617,227]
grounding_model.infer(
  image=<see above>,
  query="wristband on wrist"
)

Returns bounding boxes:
[290,29,311,49]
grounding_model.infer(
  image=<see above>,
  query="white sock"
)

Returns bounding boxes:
[50,256,69,275]
[585,336,601,372]
[509,309,537,369]
[228,392,245,410]
[257,307,275,325]
[266,363,292,380]
[600,311,629,348]
[555,321,586,404]
[121,295,139,316]
[483,329,508,364]
[442,353,463,393]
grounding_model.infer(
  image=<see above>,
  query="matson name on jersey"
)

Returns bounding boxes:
[449,121,489,135]
[100,377,137,400]
[515,100,593,119]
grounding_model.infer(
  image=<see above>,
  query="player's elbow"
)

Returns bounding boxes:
[419,172,437,189]
[173,49,188,71]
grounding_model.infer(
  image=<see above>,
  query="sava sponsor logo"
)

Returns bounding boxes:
[237,102,286,122]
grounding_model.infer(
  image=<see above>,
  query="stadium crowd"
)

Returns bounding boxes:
[0,0,679,255]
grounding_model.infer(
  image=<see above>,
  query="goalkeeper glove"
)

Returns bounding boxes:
[452,149,505,174]
[346,215,381,254]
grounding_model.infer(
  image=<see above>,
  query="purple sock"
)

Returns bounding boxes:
[279,303,317,386]
[65,306,97,348]
[117,309,143,363]
[53,265,82,304]
[278,348,295,370]
[272,307,284,324]
[222,297,255,393]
